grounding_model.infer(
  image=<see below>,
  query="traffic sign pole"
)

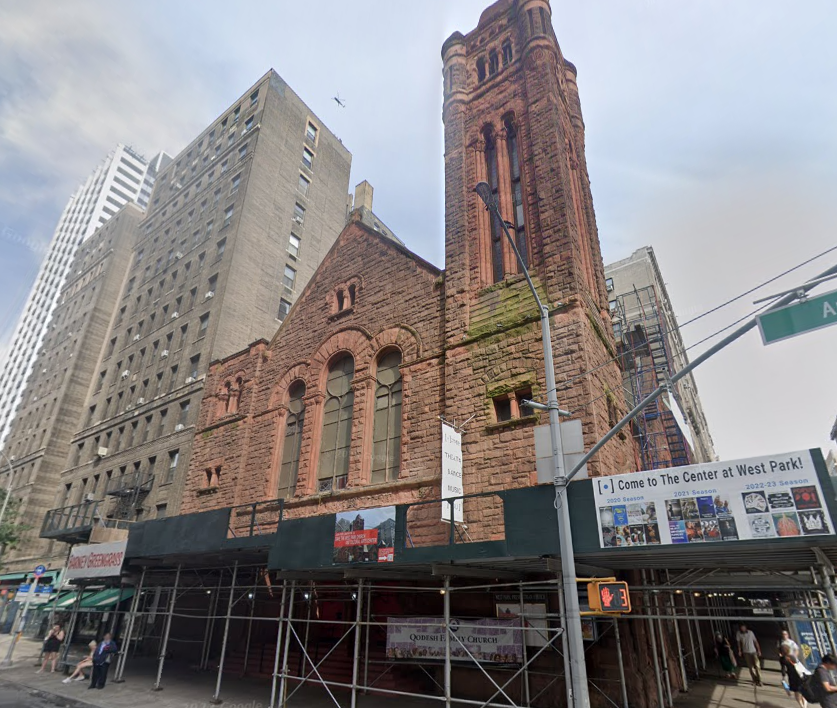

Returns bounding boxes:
[1,570,40,667]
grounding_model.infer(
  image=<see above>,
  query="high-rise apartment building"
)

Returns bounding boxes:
[21,70,352,569]
[605,246,716,467]
[0,145,168,447]
[1,205,145,570]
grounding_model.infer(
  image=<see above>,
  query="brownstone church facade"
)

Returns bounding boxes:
[181,0,636,524]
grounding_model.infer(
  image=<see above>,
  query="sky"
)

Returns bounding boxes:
[0,0,835,462]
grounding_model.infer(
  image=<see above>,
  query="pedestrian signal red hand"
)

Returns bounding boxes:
[600,586,614,608]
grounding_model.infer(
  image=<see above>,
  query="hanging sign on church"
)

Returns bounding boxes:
[441,423,464,523]
[592,450,833,548]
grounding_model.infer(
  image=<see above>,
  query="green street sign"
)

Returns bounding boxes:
[757,288,837,345]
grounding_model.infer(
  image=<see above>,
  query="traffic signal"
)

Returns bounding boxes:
[587,581,631,613]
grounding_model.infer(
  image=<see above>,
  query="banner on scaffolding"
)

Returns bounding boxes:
[592,450,833,548]
[385,616,523,664]
[65,540,127,580]
[333,506,396,564]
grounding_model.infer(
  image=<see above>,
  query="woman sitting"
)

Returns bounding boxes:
[62,641,98,684]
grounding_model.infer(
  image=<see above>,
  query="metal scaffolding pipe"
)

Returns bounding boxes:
[642,572,664,708]
[612,618,628,708]
[277,581,297,708]
[557,575,571,696]
[201,573,224,671]
[115,569,145,682]
[518,582,530,707]
[351,579,365,708]
[269,580,289,708]
[242,575,258,677]
[444,577,452,708]
[689,594,706,671]
[680,592,699,679]
[153,563,181,691]
[211,562,238,704]
[667,593,688,693]
[653,591,672,707]
[363,582,372,694]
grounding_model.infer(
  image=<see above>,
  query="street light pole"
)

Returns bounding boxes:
[475,182,589,708]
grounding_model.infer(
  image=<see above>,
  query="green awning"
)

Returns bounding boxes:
[0,572,28,583]
[40,590,93,610]
[78,588,134,610]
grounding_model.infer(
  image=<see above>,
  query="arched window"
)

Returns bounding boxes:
[317,354,354,492]
[279,381,305,498]
[488,50,499,76]
[371,350,402,484]
[505,119,528,268]
[484,129,504,283]
[476,57,487,83]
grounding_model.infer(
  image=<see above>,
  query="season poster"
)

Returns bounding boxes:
[593,451,833,548]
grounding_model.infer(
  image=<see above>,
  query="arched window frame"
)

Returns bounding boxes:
[504,117,528,269]
[370,349,403,484]
[317,353,355,492]
[483,126,504,283]
[278,380,306,499]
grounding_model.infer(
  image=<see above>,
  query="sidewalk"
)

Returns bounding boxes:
[0,631,807,708]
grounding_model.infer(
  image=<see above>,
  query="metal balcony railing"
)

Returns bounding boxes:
[40,500,100,542]
[105,469,154,497]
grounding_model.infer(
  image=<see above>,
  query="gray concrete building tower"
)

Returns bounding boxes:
[20,70,352,570]
[0,146,168,448]
[605,246,716,467]
[1,205,145,572]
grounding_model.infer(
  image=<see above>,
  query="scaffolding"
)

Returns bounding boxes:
[611,285,691,470]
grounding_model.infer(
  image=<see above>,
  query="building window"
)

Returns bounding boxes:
[217,238,227,257]
[306,122,318,142]
[477,57,486,82]
[317,354,354,492]
[277,298,291,321]
[156,504,168,519]
[244,116,254,132]
[484,130,504,283]
[302,147,314,170]
[199,313,210,337]
[506,119,528,269]
[179,400,190,426]
[293,203,305,226]
[223,205,233,227]
[605,277,614,293]
[488,50,499,76]
[249,90,259,108]
[230,174,241,194]
[283,265,296,289]
[502,40,513,66]
[297,174,310,197]
[279,381,305,499]
[238,144,247,161]
[492,388,534,424]
[288,233,301,258]
[189,355,200,380]
[167,449,179,483]
[608,300,617,313]
[371,350,402,484]
[158,408,168,437]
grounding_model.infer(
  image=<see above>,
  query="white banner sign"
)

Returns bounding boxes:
[441,423,463,523]
[386,617,523,663]
[65,540,127,580]
[593,450,833,548]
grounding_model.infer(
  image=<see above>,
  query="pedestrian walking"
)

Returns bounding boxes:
[37,624,64,674]
[780,644,811,708]
[780,629,801,680]
[714,632,737,679]
[89,633,118,690]
[802,654,837,707]
[736,623,763,686]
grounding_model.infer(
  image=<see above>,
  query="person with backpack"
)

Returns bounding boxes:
[781,644,811,707]
[800,654,837,707]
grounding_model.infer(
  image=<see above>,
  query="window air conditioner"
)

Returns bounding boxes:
[137,397,146,405]
[171,312,179,319]
[121,370,130,379]
[133,334,141,341]
[175,252,183,259]
[84,493,97,502]
[293,216,303,225]
[175,423,185,432]
[97,447,108,458]
[174,182,183,190]
[204,291,215,300]
[161,350,169,359]
[185,376,196,384]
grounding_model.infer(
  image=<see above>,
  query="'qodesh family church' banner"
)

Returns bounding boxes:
[593,450,833,548]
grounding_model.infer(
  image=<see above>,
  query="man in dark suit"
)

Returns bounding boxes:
[89,633,118,689]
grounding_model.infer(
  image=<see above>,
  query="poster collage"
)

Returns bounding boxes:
[599,484,831,548]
